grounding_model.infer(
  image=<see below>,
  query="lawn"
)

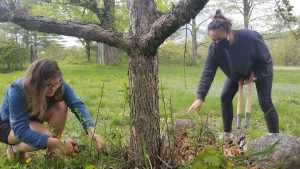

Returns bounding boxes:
[0,63,299,168]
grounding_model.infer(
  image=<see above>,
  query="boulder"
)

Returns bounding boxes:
[244,134,300,169]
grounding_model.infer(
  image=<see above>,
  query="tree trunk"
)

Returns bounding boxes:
[85,40,91,62]
[243,0,250,29]
[191,18,198,65]
[30,44,34,63]
[104,44,118,65]
[30,31,38,63]
[25,30,30,50]
[97,43,104,64]
[128,51,160,168]
[101,0,119,65]
[127,0,160,166]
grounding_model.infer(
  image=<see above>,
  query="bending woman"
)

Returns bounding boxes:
[188,10,279,141]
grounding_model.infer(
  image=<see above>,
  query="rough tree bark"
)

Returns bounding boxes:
[0,0,209,167]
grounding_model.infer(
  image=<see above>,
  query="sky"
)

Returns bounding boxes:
[290,0,300,15]
[61,0,300,47]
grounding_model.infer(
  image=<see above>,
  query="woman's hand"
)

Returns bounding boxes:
[188,99,203,113]
[57,138,77,155]
[87,127,105,151]
[239,71,256,85]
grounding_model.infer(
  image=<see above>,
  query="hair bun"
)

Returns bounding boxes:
[214,9,226,20]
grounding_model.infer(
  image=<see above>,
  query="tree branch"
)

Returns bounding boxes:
[0,2,129,50]
[141,0,209,54]
[196,16,211,30]
[197,41,209,47]
[229,0,244,15]
[180,27,192,34]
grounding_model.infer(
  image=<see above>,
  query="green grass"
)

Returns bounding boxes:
[0,63,300,168]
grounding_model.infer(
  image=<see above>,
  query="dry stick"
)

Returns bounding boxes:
[160,79,172,164]
[183,24,188,90]
[89,83,105,158]
[194,108,203,152]
[157,155,173,169]
[168,96,176,160]
[203,111,211,144]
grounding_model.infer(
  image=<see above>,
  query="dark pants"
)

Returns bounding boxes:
[220,75,279,133]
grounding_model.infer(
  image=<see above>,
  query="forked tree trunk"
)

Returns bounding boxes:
[0,0,209,167]
[127,0,160,167]
[128,51,160,167]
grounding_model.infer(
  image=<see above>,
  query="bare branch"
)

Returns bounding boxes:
[141,0,209,54]
[0,2,129,50]
[229,0,244,15]
[249,1,265,18]
[197,41,209,47]
[196,16,211,30]
[180,27,192,34]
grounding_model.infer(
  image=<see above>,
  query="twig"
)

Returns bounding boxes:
[183,24,188,90]
[90,83,105,157]
[160,79,171,156]
[157,155,172,169]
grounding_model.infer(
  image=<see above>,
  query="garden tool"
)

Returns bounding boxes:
[235,82,253,148]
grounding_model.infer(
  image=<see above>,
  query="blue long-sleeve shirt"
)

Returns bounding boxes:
[197,29,273,101]
[0,78,95,149]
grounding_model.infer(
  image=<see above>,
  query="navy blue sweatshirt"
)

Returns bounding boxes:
[197,29,273,101]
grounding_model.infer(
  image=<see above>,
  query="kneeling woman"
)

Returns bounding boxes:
[0,58,104,159]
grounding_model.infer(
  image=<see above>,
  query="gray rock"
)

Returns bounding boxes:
[244,134,300,169]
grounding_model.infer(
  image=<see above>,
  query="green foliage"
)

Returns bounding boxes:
[155,0,172,13]
[190,146,227,169]
[30,0,99,24]
[0,41,27,73]
[115,1,129,32]
[266,32,300,66]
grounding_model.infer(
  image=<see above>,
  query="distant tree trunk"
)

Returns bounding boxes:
[104,44,118,64]
[243,0,251,29]
[25,30,30,50]
[85,40,91,62]
[30,44,35,63]
[191,18,198,65]
[30,31,38,63]
[101,0,119,65]
[97,43,104,64]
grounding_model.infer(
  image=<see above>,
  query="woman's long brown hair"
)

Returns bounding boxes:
[24,59,64,115]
